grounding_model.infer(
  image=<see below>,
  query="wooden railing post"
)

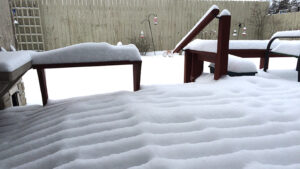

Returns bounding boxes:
[214,14,231,80]
[37,69,48,105]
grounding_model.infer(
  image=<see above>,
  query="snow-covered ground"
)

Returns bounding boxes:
[1,53,300,169]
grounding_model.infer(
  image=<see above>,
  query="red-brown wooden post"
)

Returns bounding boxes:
[297,58,300,82]
[133,62,142,91]
[191,54,203,82]
[214,14,231,80]
[259,57,265,69]
[184,51,192,83]
[37,69,48,105]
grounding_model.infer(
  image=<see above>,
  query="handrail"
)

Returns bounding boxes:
[173,6,220,53]
[263,35,300,71]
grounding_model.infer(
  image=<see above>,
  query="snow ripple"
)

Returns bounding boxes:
[1,77,300,169]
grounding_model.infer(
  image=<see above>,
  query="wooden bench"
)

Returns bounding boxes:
[31,43,142,105]
[173,5,231,82]
[263,31,300,82]
[174,5,300,82]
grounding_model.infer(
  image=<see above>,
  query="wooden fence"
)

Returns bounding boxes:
[38,0,269,51]
[263,12,300,39]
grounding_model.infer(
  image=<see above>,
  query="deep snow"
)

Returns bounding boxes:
[0,53,300,169]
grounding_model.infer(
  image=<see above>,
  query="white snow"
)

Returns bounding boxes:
[31,42,141,65]
[1,72,300,169]
[10,45,16,51]
[1,47,7,52]
[210,55,257,73]
[271,30,300,39]
[174,5,219,50]
[1,50,300,169]
[218,9,231,16]
[0,51,33,72]
[271,41,300,57]
[117,42,123,46]
[184,39,281,53]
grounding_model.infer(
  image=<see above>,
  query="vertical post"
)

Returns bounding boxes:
[133,62,142,91]
[37,69,48,105]
[259,57,265,69]
[263,49,271,71]
[148,20,156,55]
[214,14,231,80]
[184,50,192,83]
[297,57,300,82]
[190,54,203,82]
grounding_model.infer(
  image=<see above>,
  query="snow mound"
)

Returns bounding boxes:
[32,42,141,65]
[218,9,231,16]
[0,51,34,72]
[271,41,300,57]
[184,39,281,53]
[271,30,300,39]
[1,76,300,169]
[1,47,7,52]
[210,55,257,73]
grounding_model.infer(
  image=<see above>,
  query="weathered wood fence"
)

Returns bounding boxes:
[36,0,269,50]
[263,12,300,39]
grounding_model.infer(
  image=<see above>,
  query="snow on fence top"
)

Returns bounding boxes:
[173,5,219,53]
[271,30,300,39]
[0,51,34,72]
[32,43,141,65]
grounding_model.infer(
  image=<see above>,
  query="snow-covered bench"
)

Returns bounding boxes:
[173,5,231,81]
[31,43,142,105]
[173,5,300,82]
[263,31,300,82]
[184,32,300,82]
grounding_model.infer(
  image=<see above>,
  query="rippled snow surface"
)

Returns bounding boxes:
[1,75,300,169]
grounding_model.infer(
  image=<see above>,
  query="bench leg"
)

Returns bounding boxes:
[37,69,48,105]
[297,58,300,82]
[184,51,192,83]
[190,54,203,82]
[133,62,142,91]
[214,53,228,80]
[263,51,270,72]
[259,57,265,69]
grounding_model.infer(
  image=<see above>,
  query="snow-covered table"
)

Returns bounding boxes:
[31,43,142,105]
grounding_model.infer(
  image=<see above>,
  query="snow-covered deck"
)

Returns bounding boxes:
[1,73,300,169]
